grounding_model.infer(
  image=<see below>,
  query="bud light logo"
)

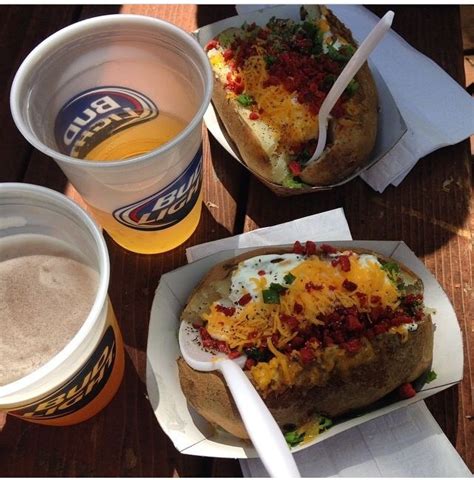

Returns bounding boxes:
[55,86,158,158]
[113,148,202,231]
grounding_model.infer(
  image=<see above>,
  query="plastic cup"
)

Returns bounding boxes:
[0,183,124,426]
[10,14,213,254]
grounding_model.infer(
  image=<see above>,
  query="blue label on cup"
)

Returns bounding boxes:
[113,148,202,231]
[54,86,158,158]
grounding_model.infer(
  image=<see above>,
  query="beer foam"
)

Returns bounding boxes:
[0,247,99,386]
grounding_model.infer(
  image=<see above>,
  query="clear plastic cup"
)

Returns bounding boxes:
[0,183,124,426]
[10,14,213,254]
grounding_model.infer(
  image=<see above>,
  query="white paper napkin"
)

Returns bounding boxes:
[185,207,471,477]
[235,5,474,193]
[240,401,471,478]
[186,208,352,262]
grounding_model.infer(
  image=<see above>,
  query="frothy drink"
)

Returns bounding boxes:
[0,234,99,386]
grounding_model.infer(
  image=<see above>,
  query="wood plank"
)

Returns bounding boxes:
[243,4,473,472]
[2,3,246,477]
[0,5,82,182]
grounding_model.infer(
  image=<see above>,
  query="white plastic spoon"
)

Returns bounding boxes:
[179,321,301,478]
[307,11,394,166]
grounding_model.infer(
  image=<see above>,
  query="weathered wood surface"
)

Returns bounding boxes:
[0,4,471,476]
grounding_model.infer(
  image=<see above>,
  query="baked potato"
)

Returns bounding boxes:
[205,5,378,188]
[178,242,433,440]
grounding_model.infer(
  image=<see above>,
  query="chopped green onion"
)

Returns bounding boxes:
[269,282,287,293]
[236,94,254,107]
[345,79,359,96]
[318,416,333,431]
[262,288,280,304]
[264,54,278,67]
[284,273,296,284]
[381,261,401,281]
[284,430,305,447]
[218,31,234,48]
[426,370,437,383]
[327,43,355,62]
[302,21,318,37]
[282,175,304,189]
[322,74,336,91]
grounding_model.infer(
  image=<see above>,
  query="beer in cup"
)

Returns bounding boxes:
[0,183,124,425]
[10,15,213,254]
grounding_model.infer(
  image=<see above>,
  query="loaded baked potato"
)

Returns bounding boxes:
[205,5,378,188]
[178,242,433,440]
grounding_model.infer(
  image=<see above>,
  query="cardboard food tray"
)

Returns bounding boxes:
[146,241,463,459]
[194,4,407,197]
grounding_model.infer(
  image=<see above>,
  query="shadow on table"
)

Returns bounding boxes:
[196,4,237,28]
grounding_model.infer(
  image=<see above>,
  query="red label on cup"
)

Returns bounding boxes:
[10,326,116,420]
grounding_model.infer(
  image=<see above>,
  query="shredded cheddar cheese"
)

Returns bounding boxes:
[240,55,317,145]
[200,250,415,395]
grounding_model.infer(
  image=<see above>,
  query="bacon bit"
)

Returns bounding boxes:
[371,295,381,304]
[192,322,202,329]
[403,294,423,305]
[293,302,303,314]
[320,244,337,254]
[339,255,351,272]
[280,314,299,331]
[365,328,375,340]
[370,306,384,321]
[258,270,266,276]
[289,161,302,176]
[390,315,413,326]
[247,331,258,339]
[355,292,368,308]
[373,323,388,335]
[205,39,219,51]
[199,327,211,340]
[299,346,315,364]
[343,338,362,354]
[331,258,339,267]
[305,240,317,255]
[249,111,259,120]
[271,333,280,345]
[307,337,320,348]
[215,304,236,316]
[228,350,241,359]
[323,334,335,347]
[244,358,257,370]
[202,339,215,349]
[217,341,230,354]
[223,48,234,61]
[346,314,363,331]
[226,72,233,83]
[332,330,345,344]
[238,293,252,306]
[292,240,305,254]
[328,285,337,291]
[306,281,323,292]
[342,279,357,292]
[398,383,416,399]
[290,336,305,348]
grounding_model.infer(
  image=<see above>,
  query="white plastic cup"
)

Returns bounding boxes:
[0,183,125,426]
[10,15,213,254]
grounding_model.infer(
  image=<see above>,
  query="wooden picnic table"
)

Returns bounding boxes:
[0,4,472,477]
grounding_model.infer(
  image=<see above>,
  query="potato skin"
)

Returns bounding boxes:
[209,8,378,187]
[299,63,378,186]
[178,317,432,439]
[177,247,434,440]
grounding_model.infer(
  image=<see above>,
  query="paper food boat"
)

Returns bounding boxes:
[195,5,407,197]
[146,241,463,459]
